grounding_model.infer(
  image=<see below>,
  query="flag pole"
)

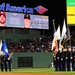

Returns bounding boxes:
[52,19,55,25]
[52,19,55,26]
[69,26,71,49]
[51,19,56,54]
[52,19,56,34]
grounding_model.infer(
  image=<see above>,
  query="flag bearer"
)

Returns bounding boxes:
[53,53,57,71]
[0,55,4,71]
[66,47,71,71]
[72,47,75,71]
[62,48,67,71]
[56,51,61,71]
[4,55,8,71]
[8,49,13,71]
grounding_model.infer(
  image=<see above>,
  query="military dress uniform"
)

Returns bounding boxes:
[72,48,75,71]
[58,51,63,71]
[4,55,8,71]
[56,51,61,71]
[0,55,4,71]
[60,50,66,71]
[0,55,8,71]
[53,54,57,71]
[66,48,71,71]
[62,49,66,71]
[8,55,12,71]
[8,49,13,71]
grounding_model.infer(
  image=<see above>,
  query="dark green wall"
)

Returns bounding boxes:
[12,52,53,68]
[0,34,45,43]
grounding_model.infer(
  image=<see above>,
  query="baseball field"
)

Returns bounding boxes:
[0,68,75,75]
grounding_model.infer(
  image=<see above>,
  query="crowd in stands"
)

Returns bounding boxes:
[6,34,75,53]
[7,37,52,52]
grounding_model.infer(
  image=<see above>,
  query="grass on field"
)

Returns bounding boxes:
[1,68,75,74]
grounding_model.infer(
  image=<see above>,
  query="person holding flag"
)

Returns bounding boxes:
[8,49,13,71]
[51,20,57,71]
[0,39,9,71]
[51,19,61,71]
[59,18,71,71]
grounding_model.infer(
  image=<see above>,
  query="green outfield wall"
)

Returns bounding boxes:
[0,34,45,43]
[12,52,53,68]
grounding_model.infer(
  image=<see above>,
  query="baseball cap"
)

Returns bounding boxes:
[0,11,6,17]
[24,14,30,19]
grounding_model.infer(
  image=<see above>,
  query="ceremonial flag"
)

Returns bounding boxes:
[59,19,70,49]
[51,25,61,51]
[62,26,70,45]
[60,19,67,42]
[0,39,2,50]
[0,39,4,56]
[1,40,9,56]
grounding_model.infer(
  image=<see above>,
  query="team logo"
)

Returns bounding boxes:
[34,6,48,14]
